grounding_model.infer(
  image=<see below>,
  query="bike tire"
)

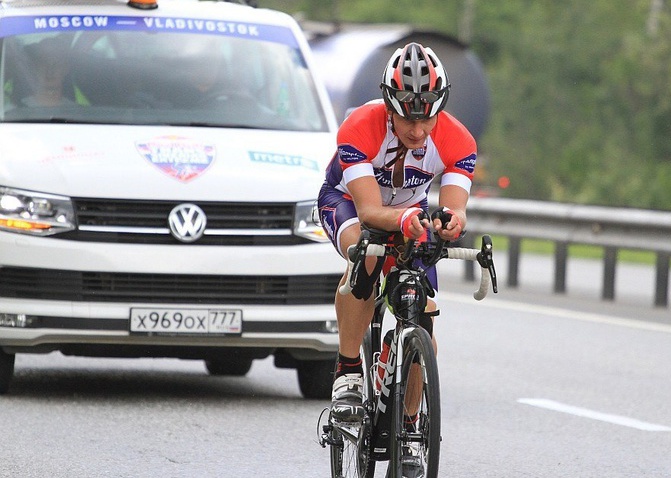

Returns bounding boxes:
[389,327,441,478]
[361,329,376,478]
[328,425,347,478]
[328,331,376,478]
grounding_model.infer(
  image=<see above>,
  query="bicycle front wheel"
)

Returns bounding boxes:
[390,327,441,478]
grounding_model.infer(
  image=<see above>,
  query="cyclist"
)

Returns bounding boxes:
[317,42,477,422]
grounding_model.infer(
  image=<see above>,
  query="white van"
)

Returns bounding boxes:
[0,0,342,397]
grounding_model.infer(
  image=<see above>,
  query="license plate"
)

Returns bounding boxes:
[130,308,242,335]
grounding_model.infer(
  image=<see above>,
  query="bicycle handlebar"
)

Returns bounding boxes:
[338,227,498,300]
[442,246,492,300]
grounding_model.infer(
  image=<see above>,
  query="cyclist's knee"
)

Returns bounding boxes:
[420,294,440,336]
[421,302,439,355]
[337,222,361,258]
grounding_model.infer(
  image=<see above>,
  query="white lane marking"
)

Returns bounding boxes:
[439,291,671,334]
[518,398,671,431]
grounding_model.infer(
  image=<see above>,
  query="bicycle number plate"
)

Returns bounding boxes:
[129,308,242,335]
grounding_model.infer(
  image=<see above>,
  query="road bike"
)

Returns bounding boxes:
[319,223,497,478]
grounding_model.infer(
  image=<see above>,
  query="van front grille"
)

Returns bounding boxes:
[58,198,309,245]
[0,267,341,305]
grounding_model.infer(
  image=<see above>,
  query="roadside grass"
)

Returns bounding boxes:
[489,236,657,265]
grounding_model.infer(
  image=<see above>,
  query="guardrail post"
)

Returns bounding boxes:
[462,233,476,282]
[603,247,617,301]
[508,236,521,288]
[654,252,670,307]
[554,241,568,294]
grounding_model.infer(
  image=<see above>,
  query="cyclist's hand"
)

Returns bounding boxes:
[431,207,462,241]
[398,207,429,239]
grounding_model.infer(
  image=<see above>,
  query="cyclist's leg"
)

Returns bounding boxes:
[335,221,376,359]
[320,186,377,360]
[320,188,380,420]
[330,224,380,421]
[327,321,377,478]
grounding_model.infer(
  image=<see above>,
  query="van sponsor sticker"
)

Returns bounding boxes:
[136,136,215,182]
[249,151,318,171]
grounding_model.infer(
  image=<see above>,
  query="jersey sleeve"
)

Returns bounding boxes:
[336,103,388,184]
[431,111,477,192]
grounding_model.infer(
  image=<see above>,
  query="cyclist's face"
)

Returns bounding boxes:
[391,112,438,149]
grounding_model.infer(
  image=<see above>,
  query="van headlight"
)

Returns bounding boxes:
[294,200,329,243]
[0,187,76,236]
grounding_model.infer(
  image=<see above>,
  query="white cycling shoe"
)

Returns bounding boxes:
[330,373,365,422]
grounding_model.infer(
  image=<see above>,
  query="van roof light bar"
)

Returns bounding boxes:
[128,0,158,9]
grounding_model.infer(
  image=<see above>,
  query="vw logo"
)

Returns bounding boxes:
[168,204,207,243]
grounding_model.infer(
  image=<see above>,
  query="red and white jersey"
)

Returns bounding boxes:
[324,101,477,208]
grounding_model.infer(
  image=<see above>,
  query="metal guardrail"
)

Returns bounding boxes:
[434,196,671,308]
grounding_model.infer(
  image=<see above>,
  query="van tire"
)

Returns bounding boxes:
[205,357,253,376]
[0,350,15,395]
[296,358,335,399]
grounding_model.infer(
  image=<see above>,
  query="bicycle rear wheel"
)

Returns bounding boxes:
[328,423,364,478]
[390,327,441,478]
[328,331,376,478]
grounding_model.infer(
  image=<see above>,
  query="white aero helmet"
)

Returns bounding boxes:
[380,42,450,120]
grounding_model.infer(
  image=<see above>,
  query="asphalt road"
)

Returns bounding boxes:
[1,254,670,477]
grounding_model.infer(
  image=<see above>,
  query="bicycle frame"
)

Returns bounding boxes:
[369,309,423,460]
[368,231,446,463]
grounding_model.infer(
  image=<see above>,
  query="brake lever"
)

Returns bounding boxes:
[476,235,498,293]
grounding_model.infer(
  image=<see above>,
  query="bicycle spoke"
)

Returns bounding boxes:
[329,422,372,478]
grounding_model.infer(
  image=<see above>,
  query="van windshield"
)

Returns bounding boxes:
[0,21,328,131]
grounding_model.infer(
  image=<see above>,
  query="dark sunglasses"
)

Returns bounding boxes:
[381,84,448,104]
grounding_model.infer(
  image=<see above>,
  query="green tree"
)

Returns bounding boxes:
[260,0,671,209]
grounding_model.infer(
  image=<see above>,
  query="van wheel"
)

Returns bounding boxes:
[297,358,335,399]
[205,357,253,376]
[0,350,15,395]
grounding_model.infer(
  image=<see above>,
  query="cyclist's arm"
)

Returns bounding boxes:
[434,184,469,241]
[347,175,428,239]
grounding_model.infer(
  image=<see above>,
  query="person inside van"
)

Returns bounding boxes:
[21,36,74,107]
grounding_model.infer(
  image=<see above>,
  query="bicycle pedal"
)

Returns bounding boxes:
[330,402,366,423]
